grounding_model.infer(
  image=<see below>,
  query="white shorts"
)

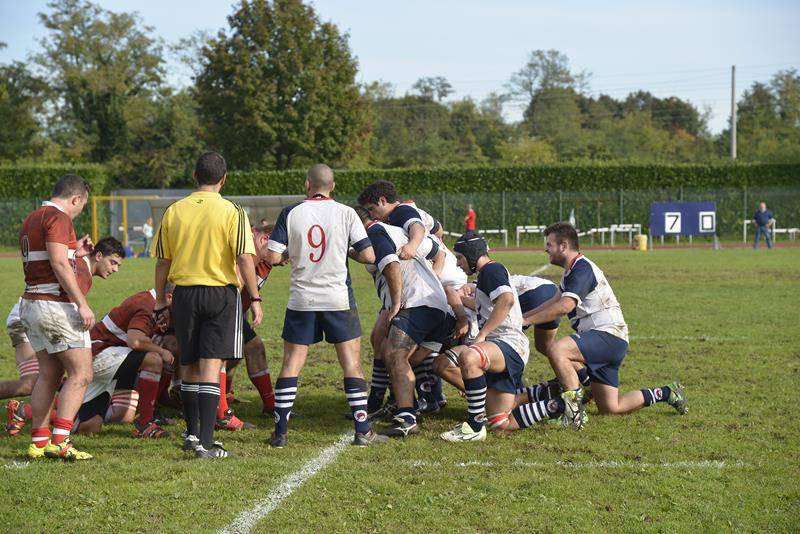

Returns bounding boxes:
[83,346,133,402]
[19,298,91,355]
[6,299,29,347]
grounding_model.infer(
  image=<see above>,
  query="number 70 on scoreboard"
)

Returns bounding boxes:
[650,202,716,236]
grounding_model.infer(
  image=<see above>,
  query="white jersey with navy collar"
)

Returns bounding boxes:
[475,262,530,363]
[268,196,371,311]
[559,254,628,341]
[367,221,448,313]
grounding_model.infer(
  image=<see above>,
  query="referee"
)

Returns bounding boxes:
[151,151,262,459]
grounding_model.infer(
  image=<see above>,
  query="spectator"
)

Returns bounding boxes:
[142,217,153,255]
[753,202,775,249]
[464,204,476,232]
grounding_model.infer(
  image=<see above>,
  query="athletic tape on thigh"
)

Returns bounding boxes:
[487,412,510,430]
[470,345,491,372]
[17,359,39,378]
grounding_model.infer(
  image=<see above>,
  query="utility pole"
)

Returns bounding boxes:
[730,65,737,160]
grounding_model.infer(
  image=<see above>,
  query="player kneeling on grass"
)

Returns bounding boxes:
[441,232,565,442]
[521,222,687,431]
[74,286,176,438]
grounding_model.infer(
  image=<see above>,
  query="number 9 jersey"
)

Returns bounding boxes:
[268,195,372,311]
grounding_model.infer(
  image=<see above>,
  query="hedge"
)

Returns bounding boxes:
[0,164,110,198]
[223,163,800,196]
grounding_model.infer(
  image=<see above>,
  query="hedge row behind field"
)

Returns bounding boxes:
[0,164,110,199]
[224,163,800,196]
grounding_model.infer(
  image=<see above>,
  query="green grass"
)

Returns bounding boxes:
[0,249,798,532]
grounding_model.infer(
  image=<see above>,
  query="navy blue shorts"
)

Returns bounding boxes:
[282,308,362,345]
[391,306,447,346]
[570,330,628,387]
[518,286,560,330]
[484,340,525,394]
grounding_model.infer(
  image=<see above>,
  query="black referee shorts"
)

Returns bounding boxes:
[173,285,243,365]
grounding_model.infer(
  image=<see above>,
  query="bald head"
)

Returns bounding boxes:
[306,164,334,194]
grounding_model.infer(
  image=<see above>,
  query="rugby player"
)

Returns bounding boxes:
[266,164,385,447]
[19,175,97,460]
[357,206,451,438]
[73,286,175,438]
[216,223,276,429]
[5,237,125,436]
[440,232,547,442]
[521,222,687,430]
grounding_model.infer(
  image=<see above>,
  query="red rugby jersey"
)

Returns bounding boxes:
[90,290,157,357]
[20,202,84,303]
[241,260,272,312]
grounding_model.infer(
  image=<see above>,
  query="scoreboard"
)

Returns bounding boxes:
[650,202,716,237]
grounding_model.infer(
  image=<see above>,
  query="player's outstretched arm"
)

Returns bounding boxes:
[522,295,575,327]
[474,292,514,343]
[382,261,403,321]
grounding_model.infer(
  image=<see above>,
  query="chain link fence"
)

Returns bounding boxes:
[1,185,797,250]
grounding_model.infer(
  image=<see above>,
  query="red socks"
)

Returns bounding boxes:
[249,370,275,411]
[136,371,161,425]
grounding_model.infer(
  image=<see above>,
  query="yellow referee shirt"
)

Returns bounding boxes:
[151,191,255,287]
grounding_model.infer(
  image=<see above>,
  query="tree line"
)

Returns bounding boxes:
[1,0,798,189]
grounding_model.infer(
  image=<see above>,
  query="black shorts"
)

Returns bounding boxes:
[173,285,243,364]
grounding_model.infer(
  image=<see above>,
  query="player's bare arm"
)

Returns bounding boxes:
[154,257,172,318]
[127,328,174,365]
[350,245,375,265]
[46,241,94,329]
[382,261,403,321]
[474,291,515,343]
[398,222,425,260]
[522,294,576,327]
[444,286,470,338]
[236,252,263,327]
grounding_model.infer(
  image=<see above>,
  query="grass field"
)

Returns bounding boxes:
[0,248,798,532]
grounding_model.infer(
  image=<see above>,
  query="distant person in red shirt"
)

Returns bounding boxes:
[464,204,476,232]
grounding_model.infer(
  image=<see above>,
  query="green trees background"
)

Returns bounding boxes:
[1,0,798,189]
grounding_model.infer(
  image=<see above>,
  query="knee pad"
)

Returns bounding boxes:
[487,412,510,431]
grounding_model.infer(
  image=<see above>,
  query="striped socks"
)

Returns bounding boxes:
[512,398,565,429]
[464,376,487,432]
[344,377,369,434]
[641,386,671,407]
[274,377,298,435]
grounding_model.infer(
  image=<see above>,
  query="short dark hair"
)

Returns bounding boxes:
[353,205,371,223]
[253,223,274,235]
[52,174,89,199]
[357,180,398,206]
[94,236,126,259]
[544,222,579,250]
[194,151,227,185]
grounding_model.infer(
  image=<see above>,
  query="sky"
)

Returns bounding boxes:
[1,0,798,133]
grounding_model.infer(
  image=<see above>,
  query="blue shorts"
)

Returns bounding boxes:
[518,286,560,330]
[282,308,362,345]
[570,330,628,387]
[484,340,525,394]
[391,306,447,346]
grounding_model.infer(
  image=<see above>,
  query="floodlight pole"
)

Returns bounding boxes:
[730,65,737,160]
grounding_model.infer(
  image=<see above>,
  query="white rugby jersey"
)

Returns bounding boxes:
[367,221,448,313]
[475,262,530,363]
[559,254,628,341]
[430,234,467,290]
[268,196,371,311]
[510,274,555,295]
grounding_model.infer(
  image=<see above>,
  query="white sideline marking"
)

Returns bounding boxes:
[529,263,550,276]
[2,461,30,470]
[221,432,352,534]
[406,459,748,469]
[630,335,746,343]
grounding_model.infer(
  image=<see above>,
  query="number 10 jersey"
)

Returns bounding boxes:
[268,196,371,311]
